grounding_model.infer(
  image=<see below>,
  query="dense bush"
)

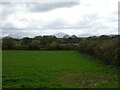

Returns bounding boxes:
[2,37,16,49]
[49,42,59,50]
[2,35,80,50]
[2,35,119,66]
[78,35,119,66]
[29,40,41,50]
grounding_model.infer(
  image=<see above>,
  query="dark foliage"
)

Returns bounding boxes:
[78,35,120,66]
[2,35,119,66]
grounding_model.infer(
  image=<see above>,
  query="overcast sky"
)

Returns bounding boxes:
[0,0,119,37]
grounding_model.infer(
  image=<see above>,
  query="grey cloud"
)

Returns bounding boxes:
[27,1,80,12]
[42,19,67,29]
[0,2,16,20]
[0,2,12,12]
[0,1,80,28]
[0,2,28,20]
[1,1,117,37]
[0,2,12,5]
[1,12,110,36]
[1,14,108,31]
[1,23,20,30]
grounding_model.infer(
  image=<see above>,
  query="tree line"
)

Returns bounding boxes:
[2,34,120,66]
[2,35,80,50]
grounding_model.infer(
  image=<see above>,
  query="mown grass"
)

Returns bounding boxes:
[2,50,118,88]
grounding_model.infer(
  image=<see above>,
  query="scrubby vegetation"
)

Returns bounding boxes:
[78,35,120,66]
[2,35,79,50]
[2,35,119,66]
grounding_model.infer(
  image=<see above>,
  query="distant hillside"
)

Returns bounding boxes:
[4,32,36,39]
[54,32,68,38]
[78,33,93,38]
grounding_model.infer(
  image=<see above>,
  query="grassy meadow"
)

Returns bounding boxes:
[2,50,118,88]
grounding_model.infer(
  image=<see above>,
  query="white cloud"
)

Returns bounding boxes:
[1,0,119,37]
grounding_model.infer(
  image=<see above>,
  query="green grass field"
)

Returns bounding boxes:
[2,50,118,88]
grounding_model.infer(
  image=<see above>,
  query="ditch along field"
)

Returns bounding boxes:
[2,50,118,88]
